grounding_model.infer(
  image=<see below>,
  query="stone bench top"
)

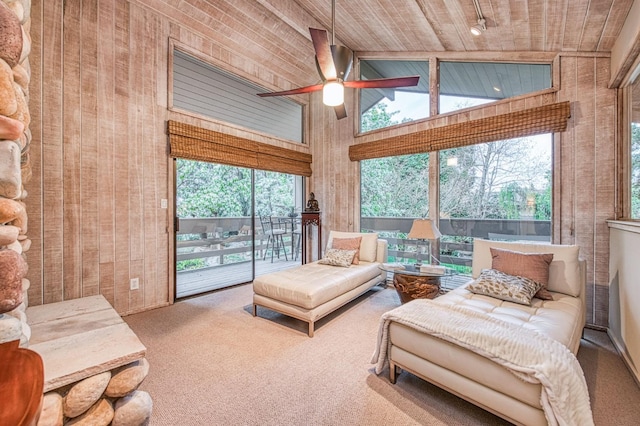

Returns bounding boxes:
[26,295,146,392]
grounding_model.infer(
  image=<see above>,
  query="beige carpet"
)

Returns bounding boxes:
[125,284,640,425]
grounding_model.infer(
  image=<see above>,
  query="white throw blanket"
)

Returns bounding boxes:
[371,299,594,426]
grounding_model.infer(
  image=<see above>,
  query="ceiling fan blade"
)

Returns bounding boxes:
[334,103,347,120]
[257,84,324,97]
[344,76,420,89]
[309,28,336,80]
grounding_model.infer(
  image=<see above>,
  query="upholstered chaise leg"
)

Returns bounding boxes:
[390,361,399,384]
[252,304,257,317]
[308,321,314,338]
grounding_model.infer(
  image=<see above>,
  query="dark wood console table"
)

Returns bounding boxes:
[301,211,321,264]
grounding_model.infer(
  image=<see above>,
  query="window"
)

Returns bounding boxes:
[358,59,552,131]
[438,136,552,273]
[439,62,552,114]
[630,71,640,218]
[359,136,552,276]
[359,60,430,132]
[172,49,303,143]
[360,153,430,264]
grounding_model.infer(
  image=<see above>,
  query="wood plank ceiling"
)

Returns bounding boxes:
[243,0,634,91]
[290,0,633,53]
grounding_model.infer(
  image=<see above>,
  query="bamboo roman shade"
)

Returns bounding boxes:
[167,121,312,177]
[349,101,571,161]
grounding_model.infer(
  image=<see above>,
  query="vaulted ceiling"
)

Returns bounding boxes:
[290,0,633,53]
[175,0,635,93]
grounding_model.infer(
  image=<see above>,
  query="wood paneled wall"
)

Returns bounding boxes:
[556,54,617,326]
[27,0,172,314]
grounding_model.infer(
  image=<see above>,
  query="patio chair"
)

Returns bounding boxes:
[259,215,289,263]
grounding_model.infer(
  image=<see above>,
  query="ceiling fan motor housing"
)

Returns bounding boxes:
[316,44,353,82]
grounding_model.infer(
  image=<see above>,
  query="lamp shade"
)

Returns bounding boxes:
[408,219,441,240]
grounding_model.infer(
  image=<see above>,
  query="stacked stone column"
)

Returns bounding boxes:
[0,0,32,347]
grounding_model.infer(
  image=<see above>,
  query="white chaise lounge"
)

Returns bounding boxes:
[373,238,590,425]
[253,231,388,337]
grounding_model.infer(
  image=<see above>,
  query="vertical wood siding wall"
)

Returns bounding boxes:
[26,1,617,327]
[556,54,617,326]
[28,0,172,314]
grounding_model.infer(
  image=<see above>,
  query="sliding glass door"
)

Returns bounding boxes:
[175,160,302,299]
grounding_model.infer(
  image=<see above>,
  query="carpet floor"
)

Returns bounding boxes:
[124,283,640,425]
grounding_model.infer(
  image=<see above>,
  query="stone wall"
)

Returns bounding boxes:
[38,360,153,426]
[0,0,32,346]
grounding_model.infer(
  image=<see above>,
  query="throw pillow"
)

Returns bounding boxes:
[328,231,379,262]
[467,268,543,306]
[318,248,357,267]
[330,237,362,264]
[490,248,554,300]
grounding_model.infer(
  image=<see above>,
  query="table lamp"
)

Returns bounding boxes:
[407,219,442,267]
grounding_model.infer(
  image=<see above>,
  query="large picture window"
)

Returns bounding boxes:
[360,135,552,276]
[438,136,552,272]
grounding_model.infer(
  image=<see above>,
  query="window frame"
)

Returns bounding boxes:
[620,59,640,220]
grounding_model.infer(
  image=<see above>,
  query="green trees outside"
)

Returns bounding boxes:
[176,161,296,218]
[439,141,551,220]
[360,153,430,218]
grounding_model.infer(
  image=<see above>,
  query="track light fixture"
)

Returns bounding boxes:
[470,0,486,36]
[470,18,486,36]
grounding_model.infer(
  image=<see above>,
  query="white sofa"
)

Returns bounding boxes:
[253,231,388,337]
[382,239,587,425]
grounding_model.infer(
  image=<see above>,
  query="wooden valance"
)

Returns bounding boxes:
[167,120,312,177]
[349,101,571,161]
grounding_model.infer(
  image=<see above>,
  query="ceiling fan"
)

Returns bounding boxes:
[257,0,420,120]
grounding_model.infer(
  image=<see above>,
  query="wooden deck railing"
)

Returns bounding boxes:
[176,216,550,271]
[176,217,298,267]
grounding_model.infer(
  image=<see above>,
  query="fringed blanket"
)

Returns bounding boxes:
[371,299,593,426]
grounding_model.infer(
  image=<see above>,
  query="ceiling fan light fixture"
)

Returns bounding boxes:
[323,81,344,106]
[470,18,486,36]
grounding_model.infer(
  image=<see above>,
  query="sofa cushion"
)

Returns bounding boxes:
[472,239,581,297]
[491,248,554,300]
[318,248,356,267]
[328,231,379,262]
[467,269,542,306]
[253,261,383,309]
[435,285,585,352]
[331,237,362,264]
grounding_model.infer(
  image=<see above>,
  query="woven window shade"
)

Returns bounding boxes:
[167,121,312,177]
[349,101,571,161]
